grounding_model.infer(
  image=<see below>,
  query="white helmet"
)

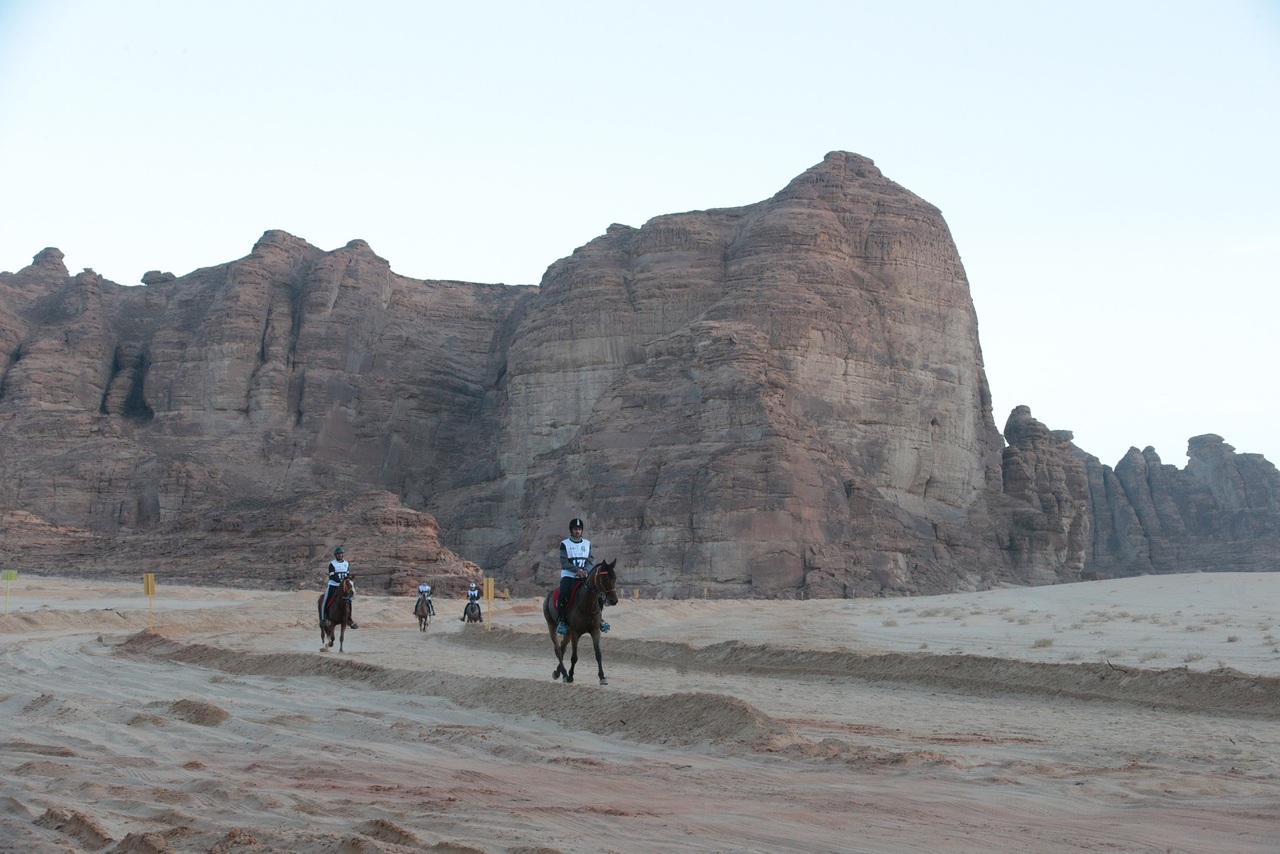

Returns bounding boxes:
[469,582,477,590]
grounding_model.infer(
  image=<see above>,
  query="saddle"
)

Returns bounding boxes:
[552,579,587,609]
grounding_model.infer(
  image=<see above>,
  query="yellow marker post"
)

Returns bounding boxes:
[2,569,16,617]
[143,573,156,631]
[483,577,494,631]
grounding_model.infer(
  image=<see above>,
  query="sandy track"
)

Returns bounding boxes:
[2,575,1279,852]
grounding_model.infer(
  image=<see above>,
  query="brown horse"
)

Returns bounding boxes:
[318,576,355,652]
[414,592,434,631]
[542,559,618,685]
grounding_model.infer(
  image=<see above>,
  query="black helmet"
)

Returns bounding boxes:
[569,518,584,531]
[333,546,345,555]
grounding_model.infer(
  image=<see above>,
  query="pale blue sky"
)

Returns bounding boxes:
[2,0,1277,468]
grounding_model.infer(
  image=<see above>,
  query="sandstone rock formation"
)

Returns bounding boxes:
[1077,434,1280,576]
[1,152,1276,595]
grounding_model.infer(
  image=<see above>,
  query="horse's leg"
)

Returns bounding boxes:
[545,597,569,680]
[542,614,568,681]
[320,613,332,652]
[590,630,607,685]
[319,599,331,650]
[547,619,569,680]
[565,632,581,683]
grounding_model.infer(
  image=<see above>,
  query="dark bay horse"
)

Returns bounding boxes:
[542,559,618,685]
[318,576,355,652]
[414,593,434,631]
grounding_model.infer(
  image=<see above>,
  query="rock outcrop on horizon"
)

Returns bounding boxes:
[1,152,1276,595]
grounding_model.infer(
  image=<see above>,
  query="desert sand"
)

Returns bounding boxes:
[2,572,1278,853]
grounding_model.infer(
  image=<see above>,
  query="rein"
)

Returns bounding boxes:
[585,565,613,613]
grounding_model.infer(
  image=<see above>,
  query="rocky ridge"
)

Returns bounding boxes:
[1,153,1276,595]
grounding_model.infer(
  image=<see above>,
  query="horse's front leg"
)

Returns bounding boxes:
[338,624,345,652]
[591,632,607,685]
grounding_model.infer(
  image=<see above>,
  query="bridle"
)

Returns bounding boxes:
[586,562,617,608]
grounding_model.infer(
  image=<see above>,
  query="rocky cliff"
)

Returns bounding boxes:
[1,152,1276,594]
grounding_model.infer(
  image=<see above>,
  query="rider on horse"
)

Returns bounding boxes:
[415,581,434,614]
[321,546,357,629]
[460,581,480,620]
[557,518,608,635]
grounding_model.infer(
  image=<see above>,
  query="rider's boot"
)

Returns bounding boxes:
[599,620,610,633]
[556,613,568,635]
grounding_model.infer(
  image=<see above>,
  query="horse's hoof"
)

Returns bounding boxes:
[599,678,608,685]
[553,671,561,681]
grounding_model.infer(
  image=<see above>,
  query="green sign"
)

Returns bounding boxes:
[0,570,16,581]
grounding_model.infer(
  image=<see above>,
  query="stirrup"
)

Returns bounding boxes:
[599,621,610,633]
[556,620,568,635]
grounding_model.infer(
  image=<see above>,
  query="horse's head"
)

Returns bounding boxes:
[341,576,355,595]
[590,559,618,606]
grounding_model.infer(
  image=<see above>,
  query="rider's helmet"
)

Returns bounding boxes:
[333,546,344,556]
[469,581,477,590]
[569,517,584,531]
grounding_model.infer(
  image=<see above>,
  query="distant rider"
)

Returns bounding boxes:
[320,546,357,629]
[415,581,434,617]
[557,518,608,634]
[461,581,480,621]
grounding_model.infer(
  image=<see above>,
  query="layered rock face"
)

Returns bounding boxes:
[493,153,1011,595]
[1,152,1276,594]
[0,233,520,589]
[1078,435,1280,576]
[999,406,1092,585]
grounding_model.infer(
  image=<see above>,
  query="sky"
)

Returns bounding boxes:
[1,0,1277,468]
